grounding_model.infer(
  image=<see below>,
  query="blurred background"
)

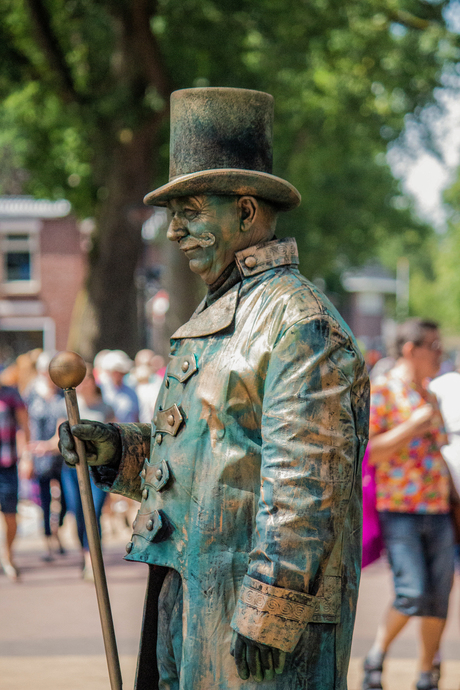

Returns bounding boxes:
[1,0,460,366]
[1,1,460,688]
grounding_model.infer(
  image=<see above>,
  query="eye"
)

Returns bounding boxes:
[184,208,199,220]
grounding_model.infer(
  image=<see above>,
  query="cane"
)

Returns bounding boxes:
[49,351,123,690]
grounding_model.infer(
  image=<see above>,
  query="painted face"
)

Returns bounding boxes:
[166,196,241,285]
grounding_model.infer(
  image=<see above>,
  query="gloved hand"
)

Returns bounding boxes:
[58,420,122,467]
[230,632,286,682]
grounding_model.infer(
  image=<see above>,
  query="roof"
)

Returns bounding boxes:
[0,196,71,219]
[342,264,397,294]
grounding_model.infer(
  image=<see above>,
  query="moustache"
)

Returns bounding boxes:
[180,233,216,251]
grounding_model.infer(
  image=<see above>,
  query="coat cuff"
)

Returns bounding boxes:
[230,575,317,653]
[107,423,151,501]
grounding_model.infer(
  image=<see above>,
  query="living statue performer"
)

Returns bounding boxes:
[59,87,370,690]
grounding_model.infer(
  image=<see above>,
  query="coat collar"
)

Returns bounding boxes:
[235,236,298,277]
[171,237,299,339]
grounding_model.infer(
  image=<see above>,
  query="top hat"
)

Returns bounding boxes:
[144,87,301,211]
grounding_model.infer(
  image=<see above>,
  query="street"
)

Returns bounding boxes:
[1,503,459,690]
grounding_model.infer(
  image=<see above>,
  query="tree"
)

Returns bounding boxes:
[0,0,458,357]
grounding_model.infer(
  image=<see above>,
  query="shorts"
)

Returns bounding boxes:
[379,511,454,619]
[0,465,19,514]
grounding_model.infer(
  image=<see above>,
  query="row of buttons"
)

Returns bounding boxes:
[127,359,192,556]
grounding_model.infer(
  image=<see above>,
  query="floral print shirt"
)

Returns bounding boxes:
[370,367,449,513]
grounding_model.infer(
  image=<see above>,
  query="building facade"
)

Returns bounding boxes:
[0,197,85,362]
[341,263,397,352]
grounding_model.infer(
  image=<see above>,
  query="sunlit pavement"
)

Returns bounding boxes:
[1,501,459,690]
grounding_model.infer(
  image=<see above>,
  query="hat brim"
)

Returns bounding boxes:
[144,169,301,211]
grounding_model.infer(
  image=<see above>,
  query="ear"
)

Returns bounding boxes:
[237,196,258,232]
[401,341,415,359]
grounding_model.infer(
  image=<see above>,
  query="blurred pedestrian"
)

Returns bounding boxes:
[99,350,139,423]
[16,348,42,395]
[26,352,67,561]
[92,349,111,388]
[134,348,156,368]
[430,360,460,499]
[430,362,460,566]
[61,367,114,580]
[133,358,164,424]
[0,381,29,581]
[362,319,454,690]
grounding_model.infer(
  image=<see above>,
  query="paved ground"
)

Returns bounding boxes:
[1,501,459,689]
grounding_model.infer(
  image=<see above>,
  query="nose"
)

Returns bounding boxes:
[167,215,188,242]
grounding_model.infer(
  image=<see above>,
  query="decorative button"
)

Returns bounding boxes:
[165,378,170,388]
[146,520,154,531]
[142,488,149,500]
[154,404,184,436]
[126,541,133,554]
[181,360,189,372]
[155,468,163,480]
[245,256,257,268]
[141,469,146,479]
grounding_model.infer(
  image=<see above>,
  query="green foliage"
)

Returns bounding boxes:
[0,0,458,284]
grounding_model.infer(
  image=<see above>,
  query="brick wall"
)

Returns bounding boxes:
[39,216,86,351]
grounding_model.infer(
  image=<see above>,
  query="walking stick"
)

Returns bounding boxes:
[49,351,123,690]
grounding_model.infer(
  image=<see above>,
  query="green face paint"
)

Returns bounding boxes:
[167,195,242,285]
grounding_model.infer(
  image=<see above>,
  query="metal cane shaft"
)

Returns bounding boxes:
[64,388,123,690]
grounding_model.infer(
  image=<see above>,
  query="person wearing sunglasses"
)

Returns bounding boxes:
[363,319,454,690]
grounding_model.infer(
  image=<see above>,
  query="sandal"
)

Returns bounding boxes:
[416,671,439,690]
[362,655,384,690]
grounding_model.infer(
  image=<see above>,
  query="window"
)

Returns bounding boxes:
[0,227,39,294]
[5,235,32,281]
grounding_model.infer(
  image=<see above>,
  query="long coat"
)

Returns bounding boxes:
[97,237,369,690]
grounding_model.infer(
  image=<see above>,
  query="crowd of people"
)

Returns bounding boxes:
[362,319,460,690]
[1,321,459,688]
[0,347,165,581]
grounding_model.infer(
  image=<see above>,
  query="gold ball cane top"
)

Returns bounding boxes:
[49,351,87,390]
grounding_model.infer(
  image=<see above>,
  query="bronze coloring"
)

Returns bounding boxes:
[57,87,369,690]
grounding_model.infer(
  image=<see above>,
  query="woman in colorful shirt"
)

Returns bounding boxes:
[363,319,454,690]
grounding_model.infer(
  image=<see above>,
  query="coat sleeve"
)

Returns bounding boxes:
[91,422,151,502]
[231,315,369,652]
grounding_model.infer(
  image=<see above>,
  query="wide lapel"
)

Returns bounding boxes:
[171,284,240,339]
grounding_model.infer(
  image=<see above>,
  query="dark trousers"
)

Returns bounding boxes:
[38,471,67,537]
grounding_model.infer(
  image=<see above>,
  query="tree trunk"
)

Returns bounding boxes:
[69,123,160,360]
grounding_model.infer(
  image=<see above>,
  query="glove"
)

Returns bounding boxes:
[58,420,122,468]
[230,632,286,682]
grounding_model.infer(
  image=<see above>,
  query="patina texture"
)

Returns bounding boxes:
[144,88,301,210]
[101,237,369,689]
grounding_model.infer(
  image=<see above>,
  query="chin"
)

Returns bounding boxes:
[188,257,204,271]
[189,256,217,278]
